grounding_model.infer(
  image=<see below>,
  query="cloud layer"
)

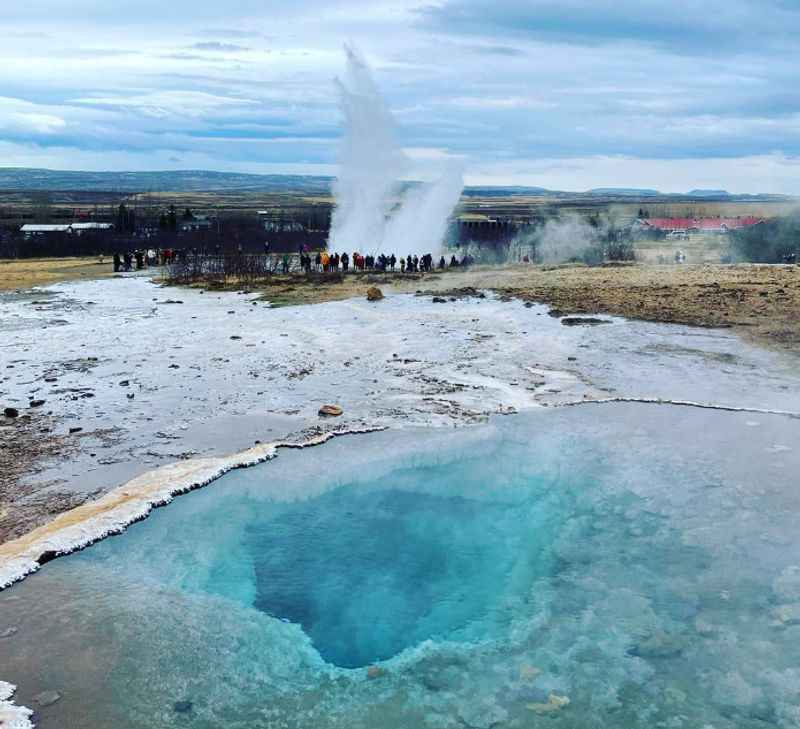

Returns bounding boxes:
[1,0,798,192]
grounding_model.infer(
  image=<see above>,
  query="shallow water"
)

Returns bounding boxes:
[2,403,800,728]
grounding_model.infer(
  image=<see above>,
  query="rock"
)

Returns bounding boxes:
[69,427,83,434]
[773,603,800,626]
[161,299,184,304]
[119,380,130,387]
[126,393,135,400]
[567,357,577,362]
[432,296,446,303]
[3,407,19,418]
[173,700,193,714]
[366,287,384,302]
[0,627,18,638]
[29,399,46,408]
[168,364,180,369]
[230,335,242,340]
[561,317,611,326]
[33,690,62,707]
[44,377,57,382]
[524,301,534,308]
[366,665,384,679]
[527,693,570,714]
[318,404,343,417]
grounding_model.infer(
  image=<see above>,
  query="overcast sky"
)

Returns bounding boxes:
[2,0,799,192]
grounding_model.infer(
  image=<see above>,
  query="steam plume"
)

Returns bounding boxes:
[328,45,462,258]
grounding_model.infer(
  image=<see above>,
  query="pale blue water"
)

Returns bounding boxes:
[2,404,800,728]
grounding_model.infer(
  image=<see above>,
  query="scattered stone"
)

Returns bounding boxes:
[161,300,184,305]
[44,377,57,383]
[173,700,193,714]
[29,399,46,408]
[69,427,83,434]
[318,404,343,417]
[524,301,534,308]
[119,380,130,387]
[773,603,800,626]
[0,627,18,638]
[33,690,62,707]
[126,393,135,400]
[432,296,446,303]
[527,693,570,714]
[366,287,384,302]
[3,407,19,418]
[230,335,242,340]
[567,357,577,362]
[561,317,611,326]
[169,364,180,369]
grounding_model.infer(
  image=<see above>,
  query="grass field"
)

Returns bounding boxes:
[0,256,112,291]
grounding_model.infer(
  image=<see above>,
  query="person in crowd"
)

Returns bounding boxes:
[113,252,121,272]
[439,256,446,269]
[412,255,419,272]
[134,250,144,269]
[389,254,396,271]
[341,252,349,271]
[450,255,458,267]
[147,248,156,266]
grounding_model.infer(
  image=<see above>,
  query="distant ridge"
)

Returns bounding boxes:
[0,167,791,201]
[0,168,333,194]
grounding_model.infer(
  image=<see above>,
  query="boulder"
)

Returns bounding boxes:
[560,317,611,327]
[3,407,19,418]
[33,690,62,707]
[29,399,46,408]
[432,296,446,303]
[173,700,193,714]
[318,404,343,417]
[366,287,384,302]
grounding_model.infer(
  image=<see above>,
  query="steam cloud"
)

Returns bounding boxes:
[328,45,463,258]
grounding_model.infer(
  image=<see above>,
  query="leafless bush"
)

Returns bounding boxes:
[165,253,302,286]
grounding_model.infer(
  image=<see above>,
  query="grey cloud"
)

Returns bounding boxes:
[190,42,250,52]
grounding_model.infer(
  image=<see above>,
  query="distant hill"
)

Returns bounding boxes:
[0,168,333,194]
[587,187,661,197]
[0,168,791,202]
[687,189,730,197]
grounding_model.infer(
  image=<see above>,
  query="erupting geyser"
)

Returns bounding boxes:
[328,45,463,258]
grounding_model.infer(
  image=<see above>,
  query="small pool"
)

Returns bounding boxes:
[2,404,800,728]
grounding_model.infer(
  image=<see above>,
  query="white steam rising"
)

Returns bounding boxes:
[328,45,463,258]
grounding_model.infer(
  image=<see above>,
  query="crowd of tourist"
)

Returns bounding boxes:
[112,246,476,274]
[112,248,187,272]
[297,251,474,274]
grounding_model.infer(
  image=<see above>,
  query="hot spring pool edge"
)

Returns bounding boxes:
[0,425,388,592]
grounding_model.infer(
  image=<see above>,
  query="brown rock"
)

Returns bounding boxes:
[366,286,384,302]
[318,404,343,417]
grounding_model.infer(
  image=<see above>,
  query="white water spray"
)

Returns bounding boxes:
[328,45,463,258]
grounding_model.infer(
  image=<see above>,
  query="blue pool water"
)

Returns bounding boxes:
[2,404,800,729]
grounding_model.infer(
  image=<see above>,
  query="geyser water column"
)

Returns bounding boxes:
[328,45,463,258]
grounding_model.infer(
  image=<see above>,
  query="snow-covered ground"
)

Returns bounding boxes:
[2,273,798,510]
